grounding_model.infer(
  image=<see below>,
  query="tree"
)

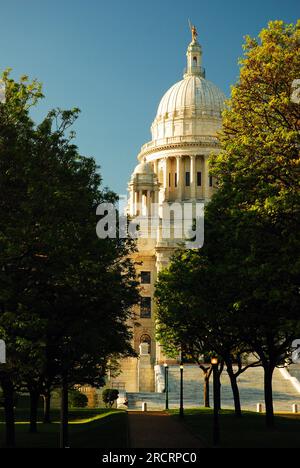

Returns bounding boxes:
[0,71,44,446]
[207,20,300,427]
[0,71,139,446]
[69,389,88,408]
[155,252,213,408]
[156,22,300,425]
[102,389,119,408]
[155,249,259,416]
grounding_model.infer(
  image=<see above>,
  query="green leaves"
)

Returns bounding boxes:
[155,20,300,372]
[0,70,139,395]
[213,20,300,217]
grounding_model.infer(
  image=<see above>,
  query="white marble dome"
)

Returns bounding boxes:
[149,37,226,143]
[156,75,226,120]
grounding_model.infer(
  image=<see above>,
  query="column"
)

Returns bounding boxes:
[154,159,158,174]
[139,190,143,215]
[153,188,159,222]
[163,158,168,201]
[134,190,138,216]
[130,188,135,216]
[176,156,182,201]
[146,190,151,216]
[203,156,210,200]
[190,155,196,199]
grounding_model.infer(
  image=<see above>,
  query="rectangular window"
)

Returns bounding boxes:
[141,271,151,284]
[185,171,190,186]
[175,172,177,187]
[169,173,171,187]
[197,171,202,186]
[140,297,151,318]
[209,175,213,187]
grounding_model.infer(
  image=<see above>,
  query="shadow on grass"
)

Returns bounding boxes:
[0,409,128,448]
[170,408,300,448]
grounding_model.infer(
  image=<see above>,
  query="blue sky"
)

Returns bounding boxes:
[0,0,299,193]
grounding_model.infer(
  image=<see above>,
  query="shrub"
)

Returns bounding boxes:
[102,389,119,408]
[69,389,88,408]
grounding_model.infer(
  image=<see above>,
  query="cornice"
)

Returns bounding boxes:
[138,139,220,159]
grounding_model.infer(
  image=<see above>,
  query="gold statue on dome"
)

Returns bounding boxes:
[188,19,198,42]
[192,25,198,41]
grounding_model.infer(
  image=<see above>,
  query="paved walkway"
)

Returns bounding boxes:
[128,411,204,448]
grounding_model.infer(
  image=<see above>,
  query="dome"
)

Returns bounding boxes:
[137,28,226,159]
[147,32,226,145]
[130,159,158,190]
[156,75,226,120]
[133,161,154,175]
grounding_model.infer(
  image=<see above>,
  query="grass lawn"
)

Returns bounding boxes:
[170,408,300,448]
[0,408,128,448]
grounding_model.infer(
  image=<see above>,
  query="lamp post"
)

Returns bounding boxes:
[179,364,184,418]
[164,363,169,410]
[211,357,220,446]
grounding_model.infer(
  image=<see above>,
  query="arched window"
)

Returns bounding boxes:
[140,334,151,354]
[193,56,197,66]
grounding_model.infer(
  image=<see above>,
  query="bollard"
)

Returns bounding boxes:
[292,404,298,414]
[256,403,263,413]
[142,402,147,412]
[0,340,5,364]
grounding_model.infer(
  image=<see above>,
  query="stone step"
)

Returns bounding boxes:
[289,363,300,381]
[127,366,300,412]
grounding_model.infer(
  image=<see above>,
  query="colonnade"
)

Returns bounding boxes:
[158,154,211,201]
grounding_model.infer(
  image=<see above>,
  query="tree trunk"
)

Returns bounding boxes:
[43,391,51,424]
[215,363,223,411]
[216,373,221,411]
[226,362,242,417]
[263,364,275,428]
[29,390,40,433]
[60,377,69,448]
[1,375,15,448]
[203,371,210,407]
